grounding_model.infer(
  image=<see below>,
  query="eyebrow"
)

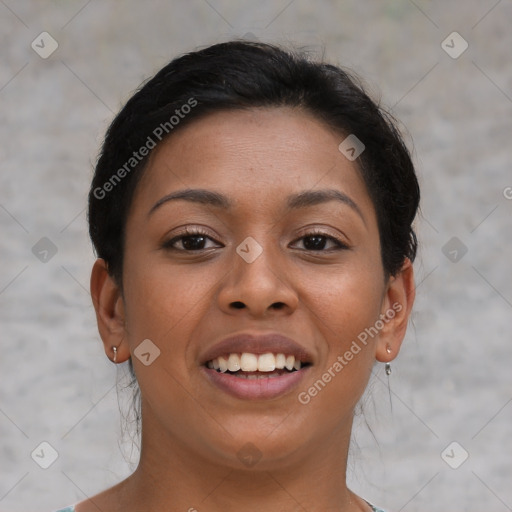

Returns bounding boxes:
[148,188,365,223]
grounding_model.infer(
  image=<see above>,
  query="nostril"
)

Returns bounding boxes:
[230,301,286,310]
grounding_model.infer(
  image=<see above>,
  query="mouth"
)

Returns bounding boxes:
[204,352,312,378]
[199,333,314,400]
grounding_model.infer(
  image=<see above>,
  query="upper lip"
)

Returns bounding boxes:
[200,332,314,365]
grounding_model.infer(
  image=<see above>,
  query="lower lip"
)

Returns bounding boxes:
[201,367,311,400]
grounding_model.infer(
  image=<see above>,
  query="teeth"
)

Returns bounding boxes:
[208,353,305,373]
[285,355,295,371]
[228,353,241,372]
[240,353,258,372]
[275,353,286,370]
[218,356,229,373]
[235,371,283,379]
[258,353,275,372]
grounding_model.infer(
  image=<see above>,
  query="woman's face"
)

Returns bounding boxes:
[101,107,412,469]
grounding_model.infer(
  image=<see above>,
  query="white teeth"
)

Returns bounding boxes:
[208,352,306,373]
[275,353,286,370]
[285,355,295,371]
[240,353,258,372]
[257,353,276,372]
[227,353,241,372]
[218,356,229,373]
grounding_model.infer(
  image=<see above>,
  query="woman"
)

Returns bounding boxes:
[56,40,419,512]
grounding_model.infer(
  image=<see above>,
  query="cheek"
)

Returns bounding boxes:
[120,257,211,418]
[120,254,206,348]
[301,253,385,344]
[297,255,384,405]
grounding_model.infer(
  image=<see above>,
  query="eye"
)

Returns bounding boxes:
[162,228,222,251]
[291,230,349,251]
[162,228,349,253]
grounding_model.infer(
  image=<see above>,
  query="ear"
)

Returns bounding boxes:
[90,258,130,364]
[375,258,415,363]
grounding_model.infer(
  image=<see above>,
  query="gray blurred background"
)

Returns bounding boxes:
[1,1,511,511]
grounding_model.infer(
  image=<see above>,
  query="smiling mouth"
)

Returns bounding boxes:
[205,352,312,378]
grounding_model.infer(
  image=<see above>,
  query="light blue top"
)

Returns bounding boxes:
[54,503,386,512]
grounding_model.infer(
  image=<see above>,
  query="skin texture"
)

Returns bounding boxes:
[85,107,415,512]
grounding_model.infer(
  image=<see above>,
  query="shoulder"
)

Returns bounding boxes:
[364,500,387,512]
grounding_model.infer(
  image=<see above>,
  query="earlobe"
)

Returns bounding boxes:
[90,259,130,363]
[375,258,415,363]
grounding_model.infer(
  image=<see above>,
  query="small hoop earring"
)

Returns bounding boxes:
[112,346,118,363]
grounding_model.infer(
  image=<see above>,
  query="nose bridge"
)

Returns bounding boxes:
[219,232,297,314]
[234,234,282,289]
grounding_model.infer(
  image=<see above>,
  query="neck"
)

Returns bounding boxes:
[117,412,367,512]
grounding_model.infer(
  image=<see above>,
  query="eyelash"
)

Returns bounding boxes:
[162,227,349,252]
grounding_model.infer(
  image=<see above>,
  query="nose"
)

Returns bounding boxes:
[216,236,299,318]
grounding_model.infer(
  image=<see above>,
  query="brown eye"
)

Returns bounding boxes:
[162,229,221,251]
[291,231,349,251]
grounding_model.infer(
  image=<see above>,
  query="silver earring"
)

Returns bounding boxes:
[385,344,392,375]
[112,346,118,363]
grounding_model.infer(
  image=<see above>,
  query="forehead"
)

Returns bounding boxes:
[132,107,375,220]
